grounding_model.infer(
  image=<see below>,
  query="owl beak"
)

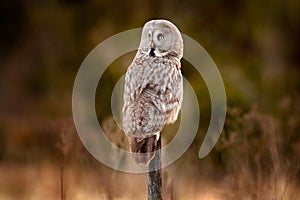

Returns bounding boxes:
[150,41,155,49]
[149,41,156,56]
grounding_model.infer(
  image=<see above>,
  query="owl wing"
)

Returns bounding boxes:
[123,82,167,138]
[123,55,183,137]
[154,60,183,125]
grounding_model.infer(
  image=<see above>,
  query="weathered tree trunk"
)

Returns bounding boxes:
[147,136,162,200]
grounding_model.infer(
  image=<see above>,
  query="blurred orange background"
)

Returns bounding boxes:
[0,0,299,199]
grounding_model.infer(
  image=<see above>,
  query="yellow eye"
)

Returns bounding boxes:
[157,33,164,41]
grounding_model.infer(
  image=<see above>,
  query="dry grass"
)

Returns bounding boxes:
[217,98,300,200]
[0,96,299,199]
[0,99,300,200]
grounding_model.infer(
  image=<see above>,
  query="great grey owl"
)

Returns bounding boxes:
[122,19,183,165]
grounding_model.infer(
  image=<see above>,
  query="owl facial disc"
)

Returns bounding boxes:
[139,19,183,59]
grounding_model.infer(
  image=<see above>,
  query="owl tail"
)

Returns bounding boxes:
[129,133,160,165]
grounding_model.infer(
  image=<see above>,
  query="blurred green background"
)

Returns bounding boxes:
[0,0,299,199]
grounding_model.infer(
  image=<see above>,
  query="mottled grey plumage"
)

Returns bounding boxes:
[122,19,183,165]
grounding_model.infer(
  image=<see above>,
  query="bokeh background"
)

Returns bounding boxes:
[0,0,299,199]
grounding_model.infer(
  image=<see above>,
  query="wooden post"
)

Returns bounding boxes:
[147,136,162,200]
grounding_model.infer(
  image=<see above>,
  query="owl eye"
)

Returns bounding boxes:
[157,33,164,41]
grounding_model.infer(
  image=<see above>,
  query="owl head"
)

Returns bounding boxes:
[139,19,183,59]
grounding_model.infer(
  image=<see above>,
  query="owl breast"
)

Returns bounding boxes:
[122,51,183,138]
